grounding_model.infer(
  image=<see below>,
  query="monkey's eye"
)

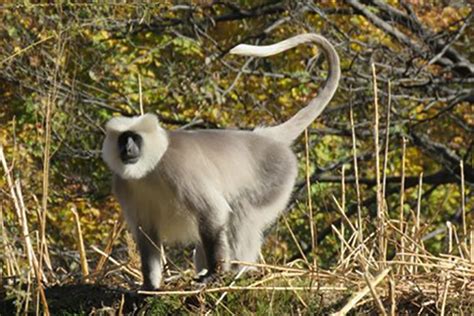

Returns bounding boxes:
[118,131,142,164]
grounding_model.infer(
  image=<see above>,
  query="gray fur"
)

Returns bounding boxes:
[102,33,340,289]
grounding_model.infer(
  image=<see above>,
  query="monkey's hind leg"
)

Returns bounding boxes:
[229,212,264,271]
[193,243,208,275]
[192,194,232,283]
[197,222,231,283]
[230,198,292,272]
[136,226,163,290]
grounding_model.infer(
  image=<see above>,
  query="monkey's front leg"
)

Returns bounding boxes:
[197,219,230,284]
[137,227,162,290]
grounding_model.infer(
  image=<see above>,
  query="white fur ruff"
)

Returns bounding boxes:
[101,114,169,180]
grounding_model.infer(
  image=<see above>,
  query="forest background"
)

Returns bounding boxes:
[0,0,472,314]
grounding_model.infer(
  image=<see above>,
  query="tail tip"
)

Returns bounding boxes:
[229,44,248,55]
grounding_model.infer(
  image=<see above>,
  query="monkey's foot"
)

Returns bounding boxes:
[140,284,160,293]
[195,272,219,285]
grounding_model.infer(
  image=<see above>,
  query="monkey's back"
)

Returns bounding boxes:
[160,129,298,211]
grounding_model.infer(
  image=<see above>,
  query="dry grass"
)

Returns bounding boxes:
[0,64,472,315]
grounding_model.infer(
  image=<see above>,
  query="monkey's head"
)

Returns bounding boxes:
[102,113,169,180]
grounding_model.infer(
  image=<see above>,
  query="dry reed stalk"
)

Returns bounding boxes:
[304,128,316,266]
[0,205,19,278]
[439,272,451,316]
[335,231,358,269]
[161,244,170,277]
[118,294,125,316]
[283,277,309,308]
[246,273,286,289]
[39,36,66,283]
[0,146,22,226]
[258,251,269,275]
[387,221,433,258]
[346,231,359,252]
[41,91,52,264]
[389,277,396,316]
[459,241,470,261]
[438,252,474,264]
[329,197,376,269]
[245,272,313,288]
[199,291,207,315]
[381,81,391,200]
[331,225,368,268]
[137,226,182,274]
[71,206,89,278]
[283,215,310,266]
[407,253,462,265]
[470,230,473,262]
[34,233,41,316]
[2,144,45,314]
[253,273,288,286]
[332,196,357,233]
[416,173,423,235]
[363,272,387,316]
[15,181,41,276]
[31,196,42,246]
[138,73,144,115]
[371,64,385,264]
[414,172,423,274]
[381,81,392,260]
[31,196,53,274]
[93,220,124,277]
[354,298,374,310]
[231,260,319,274]
[367,244,377,266]
[459,160,466,237]
[349,103,363,244]
[207,293,235,316]
[388,227,432,275]
[399,137,407,274]
[387,260,473,275]
[336,235,373,270]
[451,224,465,259]
[447,221,453,254]
[332,267,391,316]
[15,181,49,315]
[91,245,142,280]
[139,285,347,296]
[24,273,32,314]
[340,165,346,264]
[331,225,355,255]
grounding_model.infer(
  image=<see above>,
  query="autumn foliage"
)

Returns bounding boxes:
[0,1,472,314]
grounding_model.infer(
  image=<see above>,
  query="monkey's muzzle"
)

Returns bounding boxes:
[118,131,142,164]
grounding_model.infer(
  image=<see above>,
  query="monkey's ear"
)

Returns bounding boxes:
[137,113,160,132]
[105,116,133,133]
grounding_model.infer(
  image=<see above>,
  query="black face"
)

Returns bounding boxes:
[118,131,142,164]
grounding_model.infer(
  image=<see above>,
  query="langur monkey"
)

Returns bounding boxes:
[102,34,340,290]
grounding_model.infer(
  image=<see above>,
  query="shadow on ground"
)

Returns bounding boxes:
[1,284,148,314]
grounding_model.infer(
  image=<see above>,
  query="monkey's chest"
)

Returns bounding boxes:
[120,180,200,245]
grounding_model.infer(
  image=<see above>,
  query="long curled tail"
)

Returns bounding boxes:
[230,34,340,144]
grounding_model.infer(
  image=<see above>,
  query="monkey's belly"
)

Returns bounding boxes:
[125,205,200,245]
[129,197,200,245]
[119,180,200,245]
[155,207,200,244]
